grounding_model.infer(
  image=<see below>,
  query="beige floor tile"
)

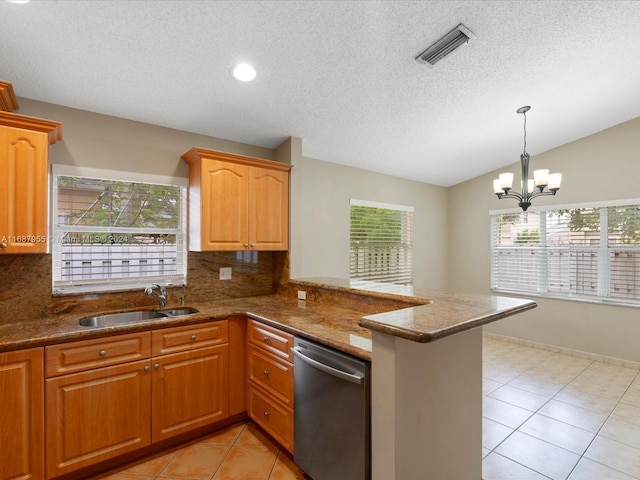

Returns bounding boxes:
[600,416,640,449]
[507,374,564,398]
[483,396,533,429]
[622,386,640,408]
[538,399,608,433]
[584,436,640,477]
[483,377,504,396]
[482,452,550,480]
[159,443,229,480]
[519,414,595,455]
[569,373,633,400]
[554,385,619,415]
[482,417,514,450]
[212,446,277,480]
[489,384,550,412]
[495,431,580,480]
[612,402,640,426]
[568,458,638,480]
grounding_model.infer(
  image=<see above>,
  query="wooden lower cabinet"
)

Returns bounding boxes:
[151,344,228,442]
[45,359,151,478]
[247,384,294,453]
[246,319,295,453]
[0,347,44,480]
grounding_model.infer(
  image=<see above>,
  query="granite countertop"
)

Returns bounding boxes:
[291,277,537,343]
[0,278,536,359]
[0,294,375,360]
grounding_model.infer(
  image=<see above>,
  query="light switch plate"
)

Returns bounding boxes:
[220,267,232,280]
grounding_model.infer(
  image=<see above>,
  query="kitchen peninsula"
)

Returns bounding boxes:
[0,277,535,480]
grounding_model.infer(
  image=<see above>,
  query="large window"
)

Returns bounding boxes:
[350,199,413,288]
[52,174,187,294]
[491,200,640,305]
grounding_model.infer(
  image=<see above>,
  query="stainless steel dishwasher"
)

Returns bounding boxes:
[292,337,371,480]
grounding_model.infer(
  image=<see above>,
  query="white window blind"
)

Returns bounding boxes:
[52,175,187,294]
[350,199,413,286]
[491,201,640,305]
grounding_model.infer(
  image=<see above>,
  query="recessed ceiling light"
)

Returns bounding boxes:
[233,64,256,82]
[7,0,31,3]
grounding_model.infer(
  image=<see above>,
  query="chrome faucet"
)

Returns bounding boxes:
[144,284,167,308]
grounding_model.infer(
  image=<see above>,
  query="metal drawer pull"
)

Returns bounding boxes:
[263,411,270,417]
[263,336,270,343]
[263,370,269,376]
[154,363,160,369]
[144,365,150,372]
[191,334,197,340]
[99,350,107,357]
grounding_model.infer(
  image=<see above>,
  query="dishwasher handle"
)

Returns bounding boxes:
[291,346,364,385]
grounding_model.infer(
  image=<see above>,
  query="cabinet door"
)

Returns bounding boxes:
[0,127,48,254]
[45,360,151,478]
[248,165,289,251]
[151,344,229,442]
[201,159,249,250]
[0,348,44,480]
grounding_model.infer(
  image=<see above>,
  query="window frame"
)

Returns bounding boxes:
[490,199,640,307]
[51,166,188,295]
[349,198,414,291]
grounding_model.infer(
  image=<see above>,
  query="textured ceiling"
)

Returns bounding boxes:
[2,0,640,187]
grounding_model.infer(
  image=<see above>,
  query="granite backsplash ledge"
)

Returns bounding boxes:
[0,251,286,324]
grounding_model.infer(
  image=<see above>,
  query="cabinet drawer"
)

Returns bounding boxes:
[247,319,293,362]
[247,384,293,453]
[45,332,150,377]
[247,345,293,407]
[152,320,228,356]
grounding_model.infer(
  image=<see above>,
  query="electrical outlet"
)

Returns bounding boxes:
[219,267,232,280]
[297,290,306,300]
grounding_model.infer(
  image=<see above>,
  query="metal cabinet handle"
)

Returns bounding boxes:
[250,243,256,248]
[191,334,197,341]
[0,242,6,249]
[263,370,269,376]
[263,336,270,343]
[263,411,270,417]
[144,365,150,372]
[99,350,107,357]
[244,243,249,248]
[154,363,160,369]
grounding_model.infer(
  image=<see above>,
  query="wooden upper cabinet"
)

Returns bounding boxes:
[0,111,62,254]
[182,148,291,251]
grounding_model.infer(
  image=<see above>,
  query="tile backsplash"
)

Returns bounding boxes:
[0,251,285,324]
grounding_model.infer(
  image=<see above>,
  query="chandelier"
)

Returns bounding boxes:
[492,106,562,211]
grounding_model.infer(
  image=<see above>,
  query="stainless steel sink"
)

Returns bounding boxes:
[79,310,169,327]
[78,307,199,327]
[159,307,199,316]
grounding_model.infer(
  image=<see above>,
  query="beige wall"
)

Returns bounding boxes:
[448,117,640,362]
[17,98,275,176]
[289,155,450,289]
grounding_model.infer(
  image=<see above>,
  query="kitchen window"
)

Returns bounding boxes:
[491,200,640,305]
[52,172,187,294]
[350,199,413,290]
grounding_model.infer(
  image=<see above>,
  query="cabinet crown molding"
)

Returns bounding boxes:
[182,147,292,172]
[0,80,19,112]
[0,111,63,145]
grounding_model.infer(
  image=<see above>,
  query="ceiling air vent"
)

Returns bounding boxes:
[415,23,475,66]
